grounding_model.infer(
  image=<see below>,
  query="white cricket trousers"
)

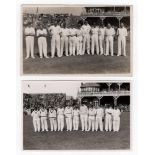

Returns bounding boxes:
[76,36,83,55]
[82,34,90,54]
[38,37,48,58]
[69,36,76,56]
[51,35,61,57]
[105,36,114,56]
[99,35,105,54]
[88,116,95,131]
[118,36,126,56]
[80,114,88,131]
[25,36,34,58]
[73,116,79,130]
[60,36,69,56]
[41,117,48,131]
[91,34,99,55]
[57,115,64,131]
[32,118,40,132]
[113,117,120,132]
[49,118,57,131]
[65,115,72,131]
[105,115,112,131]
[95,117,103,131]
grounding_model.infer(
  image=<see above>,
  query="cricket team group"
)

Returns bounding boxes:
[31,103,121,133]
[24,20,128,59]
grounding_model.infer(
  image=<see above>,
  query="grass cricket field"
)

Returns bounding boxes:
[22,38,131,74]
[23,112,130,150]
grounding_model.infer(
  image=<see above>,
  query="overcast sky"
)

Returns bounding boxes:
[22,6,84,15]
[22,81,82,98]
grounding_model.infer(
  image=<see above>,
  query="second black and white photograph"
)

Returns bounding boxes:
[22,5,132,75]
[22,80,130,150]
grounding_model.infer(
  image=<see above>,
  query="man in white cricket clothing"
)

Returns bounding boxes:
[76,24,83,55]
[64,104,73,131]
[57,105,65,131]
[69,25,77,56]
[95,105,104,131]
[31,107,40,132]
[36,24,49,58]
[117,22,128,56]
[91,23,99,55]
[81,21,91,55]
[40,105,48,132]
[112,106,121,132]
[60,23,69,56]
[48,21,61,58]
[48,106,57,131]
[80,103,88,131]
[72,106,80,131]
[24,22,35,59]
[98,24,106,55]
[105,23,115,56]
[105,105,113,132]
[88,105,96,132]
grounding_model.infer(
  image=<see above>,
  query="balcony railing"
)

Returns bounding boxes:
[78,90,130,97]
[81,11,130,17]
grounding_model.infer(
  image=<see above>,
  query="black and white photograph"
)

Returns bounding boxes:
[2,0,155,155]
[22,5,132,75]
[23,81,130,150]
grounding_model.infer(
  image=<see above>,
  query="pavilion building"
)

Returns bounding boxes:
[77,82,130,107]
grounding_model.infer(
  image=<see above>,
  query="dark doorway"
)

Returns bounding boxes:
[100,96,114,107]
[117,96,130,111]
[86,17,101,26]
[117,96,130,106]
[104,17,119,27]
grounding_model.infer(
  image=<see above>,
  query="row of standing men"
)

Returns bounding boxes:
[24,21,128,59]
[31,103,121,133]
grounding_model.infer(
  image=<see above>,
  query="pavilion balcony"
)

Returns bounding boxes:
[78,90,130,97]
[81,11,130,17]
